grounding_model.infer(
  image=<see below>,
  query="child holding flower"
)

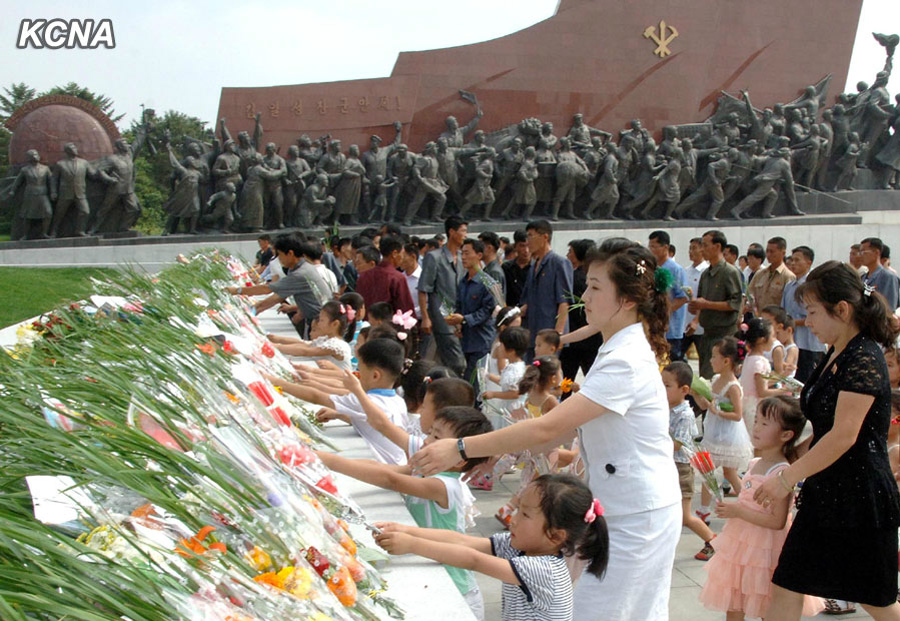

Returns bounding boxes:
[700,396,824,620]
[692,336,753,525]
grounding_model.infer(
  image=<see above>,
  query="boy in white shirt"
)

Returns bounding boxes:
[268,338,409,464]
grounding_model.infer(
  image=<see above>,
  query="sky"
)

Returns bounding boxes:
[0,0,898,129]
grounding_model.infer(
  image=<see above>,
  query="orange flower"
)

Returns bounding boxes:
[224,391,241,404]
[327,566,358,606]
[196,343,216,356]
[253,571,285,590]
[175,525,226,558]
[560,378,575,394]
[338,532,357,557]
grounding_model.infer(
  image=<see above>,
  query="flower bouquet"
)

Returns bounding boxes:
[759,372,804,396]
[691,375,735,412]
[0,252,404,620]
[682,443,724,502]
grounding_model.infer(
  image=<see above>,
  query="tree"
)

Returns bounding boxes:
[0,82,36,121]
[40,82,124,124]
[125,109,216,234]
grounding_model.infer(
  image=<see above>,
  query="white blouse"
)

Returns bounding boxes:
[577,322,681,517]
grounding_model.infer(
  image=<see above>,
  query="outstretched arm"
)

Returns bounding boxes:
[316,451,448,507]
[374,521,492,553]
[411,393,607,475]
[337,370,411,453]
[375,531,520,585]
[265,374,335,410]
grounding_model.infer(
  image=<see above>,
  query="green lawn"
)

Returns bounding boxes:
[0,267,116,328]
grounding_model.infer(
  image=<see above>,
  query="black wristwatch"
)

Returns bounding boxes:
[457,438,469,461]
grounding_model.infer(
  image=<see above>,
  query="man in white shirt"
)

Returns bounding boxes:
[683,237,708,359]
[401,241,423,318]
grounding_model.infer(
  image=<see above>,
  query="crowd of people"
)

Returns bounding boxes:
[225,217,900,621]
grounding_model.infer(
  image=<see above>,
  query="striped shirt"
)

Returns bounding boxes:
[490,532,573,621]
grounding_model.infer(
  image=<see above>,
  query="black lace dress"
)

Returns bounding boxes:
[773,333,900,606]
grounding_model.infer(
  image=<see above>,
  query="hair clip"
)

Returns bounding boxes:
[584,498,604,524]
[533,360,541,367]
[739,323,749,332]
[863,283,875,297]
[635,260,647,275]
[423,376,434,385]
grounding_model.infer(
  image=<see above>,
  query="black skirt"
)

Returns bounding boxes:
[773,507,899,607]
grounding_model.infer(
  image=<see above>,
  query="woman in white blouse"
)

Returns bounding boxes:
[411,238,681,621]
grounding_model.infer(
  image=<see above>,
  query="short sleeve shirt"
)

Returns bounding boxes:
[502,259,531,308]
[521,251,574,342]
[661,258,688,340]
[864,265,900,311]
[683,261,708,336]
[747,262,795,314]
[697,259,742,333]
[669,401,698,463]
[268,259,331,321]
[490,532,573,621]
[782,274,826,352]
[331,391,409,465]
[577,322,681,516]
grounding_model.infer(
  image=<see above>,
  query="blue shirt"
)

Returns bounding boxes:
[864,265,900,311]
[457,270,498,354]
[781,273,827,352]
[662,258,688,340]
[521,250,574,344]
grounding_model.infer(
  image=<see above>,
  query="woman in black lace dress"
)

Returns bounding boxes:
[754,261,900,619]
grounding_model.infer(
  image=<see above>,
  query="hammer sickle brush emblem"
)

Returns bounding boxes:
[644,20,679,57]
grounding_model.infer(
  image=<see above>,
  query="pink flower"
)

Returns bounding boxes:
[740,323,749,332]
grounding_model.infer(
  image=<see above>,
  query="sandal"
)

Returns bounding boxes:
[695,509,711,526]
[822,599,856,615]
[495,504,514,529]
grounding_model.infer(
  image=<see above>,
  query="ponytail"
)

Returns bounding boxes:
[531,474,610,580]
[518,356,560,395]
[339,292,365,343]
[578,512,610,579]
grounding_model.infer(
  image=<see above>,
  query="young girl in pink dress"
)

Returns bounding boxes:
[700,396,823,620]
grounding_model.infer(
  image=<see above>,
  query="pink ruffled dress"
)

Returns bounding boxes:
[700,459,824,618]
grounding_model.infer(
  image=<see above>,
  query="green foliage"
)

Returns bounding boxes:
[0,82,36,119]
[42,81,124,124]
[133,157,166,235]
[0,267,116,328]
[128,110,215,234]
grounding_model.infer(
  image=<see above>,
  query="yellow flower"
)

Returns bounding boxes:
[283,565,315,599]
[244,546,272,571]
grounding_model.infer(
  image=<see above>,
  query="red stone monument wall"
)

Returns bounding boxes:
[218,0,863,151]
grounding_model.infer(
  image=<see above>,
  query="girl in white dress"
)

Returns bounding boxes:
[693,336,753,524]
[271,300,354,371]
[411,238,682,621]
